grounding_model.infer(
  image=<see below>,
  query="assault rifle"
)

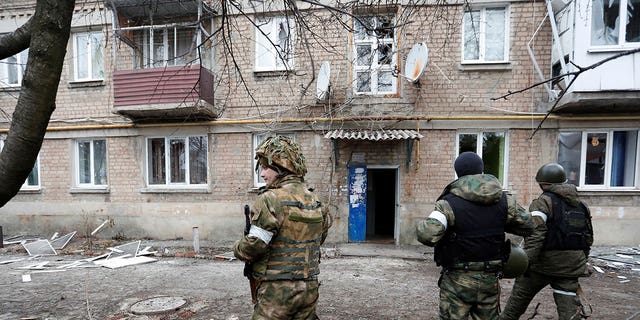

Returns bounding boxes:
[243,204,258,303]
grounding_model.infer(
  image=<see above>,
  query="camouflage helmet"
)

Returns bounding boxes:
[535,162,567,184]
[503,243,529,279]
[255,135,307,177]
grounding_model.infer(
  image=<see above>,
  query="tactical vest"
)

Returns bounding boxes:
[542,191,592,251]
[434,193,508,268]
[259,188,324,281]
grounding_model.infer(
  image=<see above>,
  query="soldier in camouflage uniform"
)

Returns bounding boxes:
[416,152,535,319]
[234,135,332,320]
[501,163,593,320]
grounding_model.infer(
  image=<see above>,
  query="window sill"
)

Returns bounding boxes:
[577,188,640,195]
[68,80,105,89]
[458,62,512,71]
[253,70,293,77]
[70,187,110,194]
[18,188,41,194]
[587,45,640,53]
[0,86,21,92]
[141,187,211,194]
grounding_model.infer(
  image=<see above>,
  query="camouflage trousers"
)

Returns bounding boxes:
[438,270,500,320]
[500,271,583,320]
[252,279,319,320]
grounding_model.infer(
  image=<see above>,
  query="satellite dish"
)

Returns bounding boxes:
[404,42,429,83]
[316,61,330,99]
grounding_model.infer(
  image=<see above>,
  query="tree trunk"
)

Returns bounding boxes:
[0,0,75,207]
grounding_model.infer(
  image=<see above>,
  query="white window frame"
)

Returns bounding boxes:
[461,5,510,64]
[254,16,296,72]
[253,133,295,188]
[0,139,40,190]
[145,136,208,188]
[0,48,28,87]
[74,139,108,188]
[352,14,398,95]
[456,131,509,188]
[559,130,640,190]
[141,25,198,68]
[590,0,640,48]
[73,31,104,81]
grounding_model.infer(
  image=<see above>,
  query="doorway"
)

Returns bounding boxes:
[347,165,399,243]
[366,168,397,243]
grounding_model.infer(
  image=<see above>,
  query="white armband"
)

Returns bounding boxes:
[428,210,448,229]
[248,225,274,244]
[531,210,548,223]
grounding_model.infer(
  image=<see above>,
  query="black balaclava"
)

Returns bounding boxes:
[454,151,484,177]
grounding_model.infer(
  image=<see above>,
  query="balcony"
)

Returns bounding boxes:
[105,0,218,122]
[113,65,219,122]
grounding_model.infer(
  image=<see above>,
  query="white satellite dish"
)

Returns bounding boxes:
[316,61,330,100]
[404,42,429,83]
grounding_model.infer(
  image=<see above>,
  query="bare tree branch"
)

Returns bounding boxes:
[0,17,33,60]
[490,47,640,139]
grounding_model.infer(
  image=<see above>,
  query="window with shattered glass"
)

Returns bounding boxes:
[591,0,640,46]
[255,16,295,71]
[353,15,397,95]
[457,131,507,186]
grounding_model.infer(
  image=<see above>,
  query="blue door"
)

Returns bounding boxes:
[348,164,367,242]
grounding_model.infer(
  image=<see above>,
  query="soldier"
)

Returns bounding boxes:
[501,163,594,320]
[416,151,535,319]
[234,135,332,320]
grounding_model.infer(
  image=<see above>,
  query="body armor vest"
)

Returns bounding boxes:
[542,191,592,251]
[259,187,324,281]
[434,193,508,268]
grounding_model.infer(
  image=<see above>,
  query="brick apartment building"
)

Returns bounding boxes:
[0,0,638,245]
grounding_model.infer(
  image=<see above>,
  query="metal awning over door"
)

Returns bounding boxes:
[324,129,423,172]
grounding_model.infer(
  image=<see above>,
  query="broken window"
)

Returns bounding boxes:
[0,48,28,87]
[146,136,208,186]
[76,139,108,186]
[255,16,295,71]
[559,130,639,188]
[73,31,104,81]
[353,14,397,95]
[0,139,40,190]
[457,131,507,186]
[462,5,509,63]
[591,0,640,46]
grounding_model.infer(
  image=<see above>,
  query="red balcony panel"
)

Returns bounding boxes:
[113,64,218,121]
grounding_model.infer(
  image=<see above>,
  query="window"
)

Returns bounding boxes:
[75,139,107,187]
[255,16,295,71]
[253,133,295,187]
[457,131,507,185]
[559,130,639,188]
[353,15,397,94]
[140,26,197,68]
[73,32,104,81]
[146,136,208,187]
[0,49,28,87]
[0,139,40,190]
[591,0,640,46]
[462,5,509,63]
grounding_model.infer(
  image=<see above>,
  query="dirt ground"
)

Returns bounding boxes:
[0,237,638,320]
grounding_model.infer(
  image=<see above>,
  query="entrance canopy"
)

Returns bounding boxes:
[324,129,423,141]
[324,129,423,172]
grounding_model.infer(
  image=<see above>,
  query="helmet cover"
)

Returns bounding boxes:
[255,135,307,177]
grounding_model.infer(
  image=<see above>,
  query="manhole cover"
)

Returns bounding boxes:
[130,296,188,315]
